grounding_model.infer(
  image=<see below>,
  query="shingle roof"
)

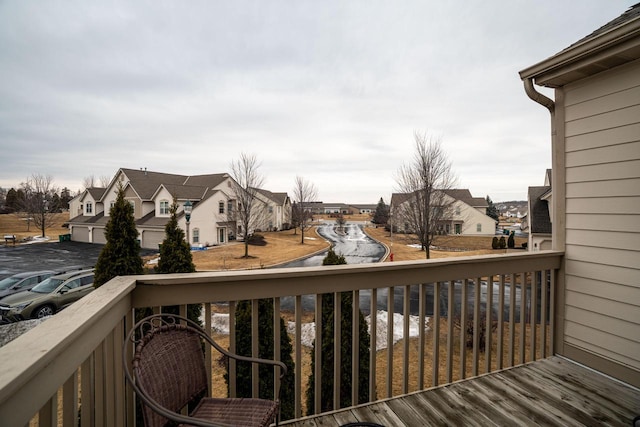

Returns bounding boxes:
[87,188,106,200]
[528,186,552,234]
[391,189,487,208]
[566,3,640,49]
[254,188,289,205]
[120,168,187,200]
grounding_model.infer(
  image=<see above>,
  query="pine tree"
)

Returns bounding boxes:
[157,200,196,274]
[371,197,390,225]
[507,231,515,249]
[485,195,499,222]
[94,183,143,287]
[227,299,296,420]
[156,200,201,325]
[305,248,371,415]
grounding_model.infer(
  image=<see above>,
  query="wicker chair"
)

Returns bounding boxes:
[123,314,287,427]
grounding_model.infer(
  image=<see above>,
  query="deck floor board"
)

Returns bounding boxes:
[282,356,640,426]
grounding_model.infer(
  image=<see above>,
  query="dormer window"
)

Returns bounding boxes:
[86,202,93,214]
[159,200,170,215]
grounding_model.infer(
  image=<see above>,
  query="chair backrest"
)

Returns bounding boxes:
[133,322,208,427]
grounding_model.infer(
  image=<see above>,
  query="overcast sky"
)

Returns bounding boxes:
[0,1,632,203]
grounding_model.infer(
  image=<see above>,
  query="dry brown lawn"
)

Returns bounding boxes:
[0,212,69,242]
[365,226,527,261]
[190,227,330,270]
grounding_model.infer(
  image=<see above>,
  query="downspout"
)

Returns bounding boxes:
[523,78,554,113]
[522,76,564,355]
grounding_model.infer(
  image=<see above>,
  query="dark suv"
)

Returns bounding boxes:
[0,270,55,300]
[0,269,95,322]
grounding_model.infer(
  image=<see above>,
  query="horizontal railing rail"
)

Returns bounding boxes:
[0,250,563,426]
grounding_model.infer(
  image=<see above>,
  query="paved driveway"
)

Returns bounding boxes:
[0,241,156,276]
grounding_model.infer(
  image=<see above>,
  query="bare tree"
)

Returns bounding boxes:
[81,175,110,190]
[335,212,346,233]
[394,132,457,259]
[82,175,96,189]
[230,153,266,258]
[18,174,59,238]
[292,176,318,244]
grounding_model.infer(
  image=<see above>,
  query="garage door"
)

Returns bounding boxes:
[93,227,107,244]
[142,230,164,250]
[72,226,89,243]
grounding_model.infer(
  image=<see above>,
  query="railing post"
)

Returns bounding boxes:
[402,285,410,394]
[432,281,440,387]
[333,292,341,410]
[314,294,322,415]
[460,279,468,379]
[369,288,377,401]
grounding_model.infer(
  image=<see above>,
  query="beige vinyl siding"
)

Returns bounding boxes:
[562,58,640,371]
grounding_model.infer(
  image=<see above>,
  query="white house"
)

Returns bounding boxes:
[67,168,291,249]
[390,189,496,235]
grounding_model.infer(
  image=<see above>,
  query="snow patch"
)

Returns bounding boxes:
[209,311,429,351]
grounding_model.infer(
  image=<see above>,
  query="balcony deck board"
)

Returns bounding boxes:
[282,356,640,426]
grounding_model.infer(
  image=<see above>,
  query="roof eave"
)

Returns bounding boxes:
[519,17,640,87]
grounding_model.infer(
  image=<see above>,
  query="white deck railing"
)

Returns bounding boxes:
[0,250,562,426]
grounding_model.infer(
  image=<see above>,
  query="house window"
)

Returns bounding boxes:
[477,223,482,232]
[228,201,233,213]
[269,206,273,214]
[159,200,170,215]
[192,228,199,243]
[219,201,225,214]
[86,202,92,214]
[455,207,461,216]
[128,200,135,214]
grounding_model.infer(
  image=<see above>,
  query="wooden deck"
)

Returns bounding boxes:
[282,357,640,426]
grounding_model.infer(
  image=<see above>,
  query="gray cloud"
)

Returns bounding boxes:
[0,1,632,201]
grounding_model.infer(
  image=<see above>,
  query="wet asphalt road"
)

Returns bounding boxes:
[281,222,386,267]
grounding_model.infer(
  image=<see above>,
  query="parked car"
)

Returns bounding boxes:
[0,271,55,300]
[0,269,94,323]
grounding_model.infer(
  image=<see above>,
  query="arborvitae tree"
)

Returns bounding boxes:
[94,183,143,287]
[499,235,507,249]
[5,188,19,213]
[507,231,515,249]
[227,300,296,421]
[305,248,371,415]
[485,195,499,222]
[157,200,196,274]
[371,197,390,225]
[156,200,201,325]
[491,236,499,249]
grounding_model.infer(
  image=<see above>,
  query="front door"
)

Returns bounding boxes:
[219,228,225,244]
[455,224,462,234]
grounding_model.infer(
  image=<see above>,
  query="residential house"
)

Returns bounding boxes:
[350,204,377,215]
[390,189,496,235]
[67,168,291,249]
[519,3,640,383]
[253,188,292,231]
[68,187,106,220]
[522,169,552,251]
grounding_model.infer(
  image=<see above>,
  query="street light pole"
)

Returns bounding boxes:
[183,200,192,247]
